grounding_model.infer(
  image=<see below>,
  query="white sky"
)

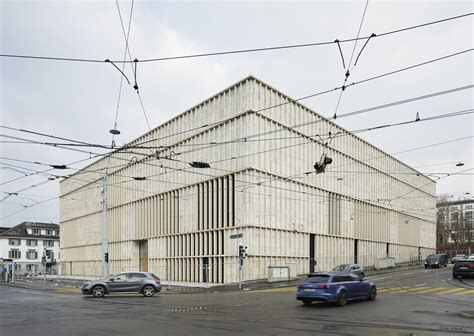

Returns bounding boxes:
[0,0,473,227]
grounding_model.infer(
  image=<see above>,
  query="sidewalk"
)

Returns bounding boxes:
[0,262,424,294]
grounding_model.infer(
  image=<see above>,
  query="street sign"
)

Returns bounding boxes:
[230,233,243,239]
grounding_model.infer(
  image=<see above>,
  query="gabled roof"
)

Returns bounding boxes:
[0,227,10,235]
[0,222,59,239]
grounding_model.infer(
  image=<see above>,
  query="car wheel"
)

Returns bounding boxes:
[336,290,348,306]
[302,300,312,306]
[444,264,447,267]
[92,285,105,298]
[142,285,155,297]
[424,265,428,269]
[359,273,365,280]
[368,286,377,300]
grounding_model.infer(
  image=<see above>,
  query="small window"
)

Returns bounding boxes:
[465,205,473,210]
[32,229,41,235]
[8,239,20,246]
[26,239,38,246]
[26,251,38,260]
[43,240,54,247]
[46,230,53,236]
[8,250,21,259]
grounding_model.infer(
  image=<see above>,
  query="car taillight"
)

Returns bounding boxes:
[317,285,330,289]
[453,263,460,269]
[155,277,161,284]
[469,265,474,269]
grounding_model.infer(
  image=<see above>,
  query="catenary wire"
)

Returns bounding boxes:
[0,13,471,64]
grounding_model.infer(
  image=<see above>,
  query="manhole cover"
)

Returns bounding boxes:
[166,306,208,313]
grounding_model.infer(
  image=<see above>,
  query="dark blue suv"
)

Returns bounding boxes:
[297,272,376,306]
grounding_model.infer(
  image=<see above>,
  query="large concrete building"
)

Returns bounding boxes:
[60,76,436,284]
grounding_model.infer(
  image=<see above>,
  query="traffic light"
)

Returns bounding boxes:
[238,245,248,259]
[104,252,109,263]
[314,154,332,174]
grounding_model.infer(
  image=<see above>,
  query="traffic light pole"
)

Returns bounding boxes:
[102,175,109,278]
[43,248,47,290]
[239,256,243,290]
[238,242,243,290]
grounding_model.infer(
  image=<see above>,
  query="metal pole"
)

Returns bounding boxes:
[102,175,109,278]
[43,248,46,290]
[239,258,243,290]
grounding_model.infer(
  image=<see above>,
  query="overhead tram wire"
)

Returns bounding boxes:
[8,131,466,220]
[0,12,471,64]
[49,107,472,193]
[2,94,471,203]
[17,84,468,151]
[332,0,370,120]
[115,0,152,132]
[2,49,471,155]
[195,110,473,194]
[172,108,474,159]
[105,0,136,175]
[127,49,474,150]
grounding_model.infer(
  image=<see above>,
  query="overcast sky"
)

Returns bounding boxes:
[0,0,473,227]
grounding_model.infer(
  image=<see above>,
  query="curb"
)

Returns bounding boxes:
[459,311,474,319]
[1,263,426,294]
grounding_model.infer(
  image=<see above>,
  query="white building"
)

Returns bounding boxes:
[437,198,474,246]
[60,76,436,284]
[0,222,60,275]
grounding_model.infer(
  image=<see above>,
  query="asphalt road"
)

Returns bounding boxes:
[1,265,473,336]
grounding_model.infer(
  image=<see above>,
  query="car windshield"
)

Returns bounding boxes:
[427,255,440,260]
[333,264,349,271]
[303,275,330,283]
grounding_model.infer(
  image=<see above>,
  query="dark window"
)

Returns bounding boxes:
[9,239,20,246]
[303,275,329,283]
[128,273,146,279]
[333,264,349,271]
[9,250,21,259]
[332,275,353,283]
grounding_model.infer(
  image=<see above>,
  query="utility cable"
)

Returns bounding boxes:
[0,13,470,64]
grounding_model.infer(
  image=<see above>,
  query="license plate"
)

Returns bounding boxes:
[304,289,316,292]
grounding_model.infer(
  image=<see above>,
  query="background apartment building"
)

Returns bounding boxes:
[60,76,436,284]
[437,198,474,251]
[0,222,60,275]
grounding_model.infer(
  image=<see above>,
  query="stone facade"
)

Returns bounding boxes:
[59,76,436,284]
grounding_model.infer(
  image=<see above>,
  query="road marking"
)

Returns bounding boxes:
[411,287,448,294]
[414,283,426,287]
[452,289,474,296]
[406,286,429,291]
[434,288,469,295]
[55,288,81,293]
[253,287,296,293]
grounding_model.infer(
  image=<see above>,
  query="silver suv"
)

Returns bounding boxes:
[82,272,161,297]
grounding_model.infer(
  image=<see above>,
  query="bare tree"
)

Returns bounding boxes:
[436,194,451,247]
